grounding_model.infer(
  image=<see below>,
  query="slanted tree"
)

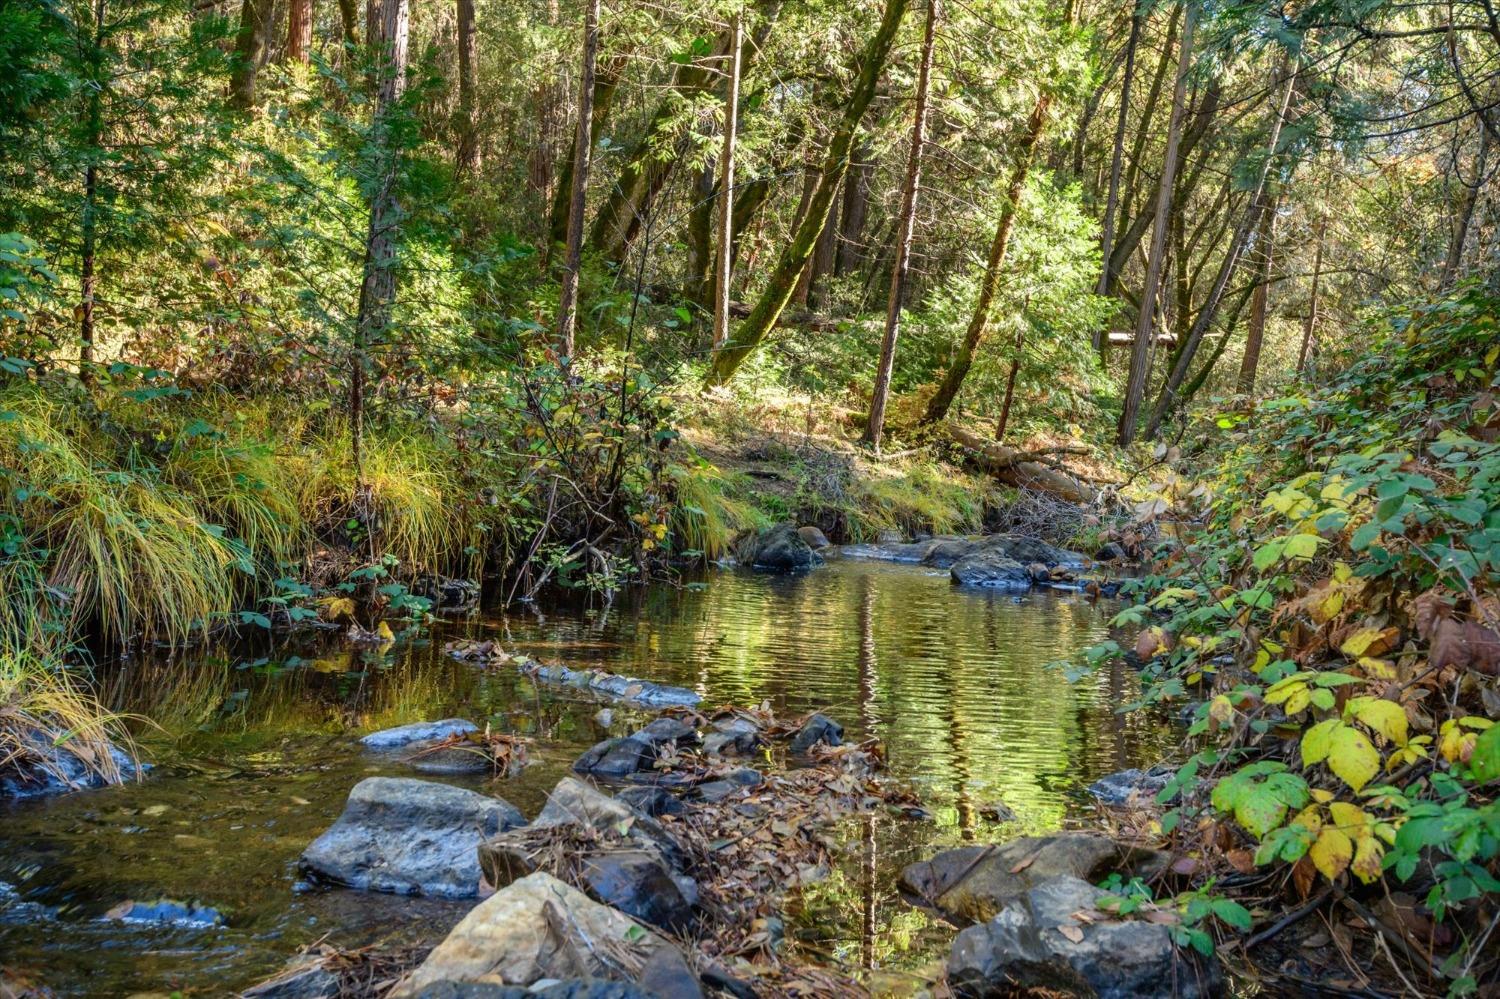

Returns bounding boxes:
[705,0,908,386]
[1092,5,1140,355]
[1117,0,1194,446]
[921,92,1050,425]
[864,0,938,450]
[1236,192,1279,394]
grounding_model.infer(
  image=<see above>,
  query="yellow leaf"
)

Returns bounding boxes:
[376,621,395,642]
[1291,806,1323,835]
[1302,719,1341,764]
[1351,836,1384,884]
[1340,627,1397,658]
[1285,687,1311,715]
[1327,726,1381,791]
[319,596,356,621]
[1209,695,1234,726]
[1327,801,1367,831]
[1347,697,1408,746]
[1357,656,1396,680]
[1310,827,1353,880]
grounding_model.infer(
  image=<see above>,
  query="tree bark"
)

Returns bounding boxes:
[807,188,841,309]
[686,163,715,307]
[1296,212,1326,377]
[337,0,357,43]
[864,0,938,451]
[995,316,1026,441]
[1116,1,1194,447]
[455,0,479,174]
[557,0,599,359]
[1441,119,1490,290]
[1092,6,1141,356]
[230,0,276,110]
[1236,192,1279,394]
[548,53,624,251]
[1144,56,1294,437]
[287,0,311,62]
[838,143,875,275]
[921,93,1049,425]
[705,0,908,387]
[711,11,743,351]
[79,0,107,383]
[352,0,410,487]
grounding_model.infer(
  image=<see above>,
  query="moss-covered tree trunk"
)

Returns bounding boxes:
[704,0,908,387]
[920,93,1049,425]
[229,0,276,111]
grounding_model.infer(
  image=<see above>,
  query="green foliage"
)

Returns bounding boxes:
[1067,286,1500,982]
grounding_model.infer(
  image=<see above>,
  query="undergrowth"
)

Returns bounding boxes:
[1069,285,1500,992]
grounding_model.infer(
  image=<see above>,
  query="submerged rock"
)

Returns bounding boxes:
[390,872,673,996]
[788,713,843,754]
[949,550,1032,590]
[408,747,495,775]
[734,523,821,571]
[0,729,142,800]
[103,898,223,927]
[360,719,477,749]
[1087,765,1174,807]
[920,538,981,568]
[900,832,1169,926]
[526,663,701,708]
[797,525,831,549]
[300,777,525,898]
[948,875,1221,999]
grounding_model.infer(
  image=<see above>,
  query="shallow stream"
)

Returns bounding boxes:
[0,557,1173,996]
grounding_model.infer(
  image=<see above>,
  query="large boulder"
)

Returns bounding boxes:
[0,729,142,800]
[389,872,674,996]
[947,876,1221,999]
[300,777,525,898]
[950,550,1033,590]
[900,832,1169,926]
[920,539,981,568]
[734,524,821,571]
[360,719,477,749]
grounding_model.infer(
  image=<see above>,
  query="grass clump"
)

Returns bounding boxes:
[0,649,131,791]
[846,461,995,540]
[668,461,765,560]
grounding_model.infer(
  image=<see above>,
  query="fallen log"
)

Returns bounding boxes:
[938,423,1097,505]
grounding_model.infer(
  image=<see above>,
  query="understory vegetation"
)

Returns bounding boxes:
[1069,288,1500,991]
[2,0,1499,991]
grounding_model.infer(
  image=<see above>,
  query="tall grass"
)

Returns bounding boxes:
[0,649,130,790]
[669,462,765,559]
[847,461,995,540]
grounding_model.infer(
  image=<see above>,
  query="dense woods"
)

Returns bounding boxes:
[2,0,1499,996]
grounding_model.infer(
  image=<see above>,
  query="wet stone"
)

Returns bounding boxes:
[789,713,843,754]
[300,777,525,898]
[572,736,654,779]
[360,719,477,750]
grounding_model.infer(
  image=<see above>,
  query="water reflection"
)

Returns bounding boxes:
[0,559,1172,996]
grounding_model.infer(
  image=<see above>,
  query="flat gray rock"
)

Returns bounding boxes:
[300,777,524,898]
[360,719,477,749]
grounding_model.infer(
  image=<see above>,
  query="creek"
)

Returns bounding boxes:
[0,557,1174,996]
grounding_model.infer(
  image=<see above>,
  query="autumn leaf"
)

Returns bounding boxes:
[1309,827,1353,880]
[1326,725,1380,791]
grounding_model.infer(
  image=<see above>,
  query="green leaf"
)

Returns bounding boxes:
[1211,898,1253,932]
[1302,719,1341,765]
[1283,533,1322,560]
[1470,724,1500,782]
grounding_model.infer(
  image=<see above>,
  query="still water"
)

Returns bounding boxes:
[0,557,1172,996]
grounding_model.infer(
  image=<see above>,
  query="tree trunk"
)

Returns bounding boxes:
[940,424,1096,504]
[557,0,598,359]
[1144,56,1294,437]
[1296,212,1326,377]
[686,163,715,307]
[79,0,107,383]
[921,93,1049,425]
[1441,120,1490,290]
[838,143,874,275]
[1092,7,1141,355]
[548,53,624,251]
[287,0,311,62]
[790,161,820,307]
[1236,192,1279,394]
[455,0,479,174]
[807,189,841,309]
[230,0,275,110]
[352,0,410,487]
[1121,6,1178,219]
[1116,1,1194,447]
[705,0,908,387]
[337,0,357,43]
[995,318,1025,441]
[712,11,743,351]
[591,1,782,266]
[864,0,938,451]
